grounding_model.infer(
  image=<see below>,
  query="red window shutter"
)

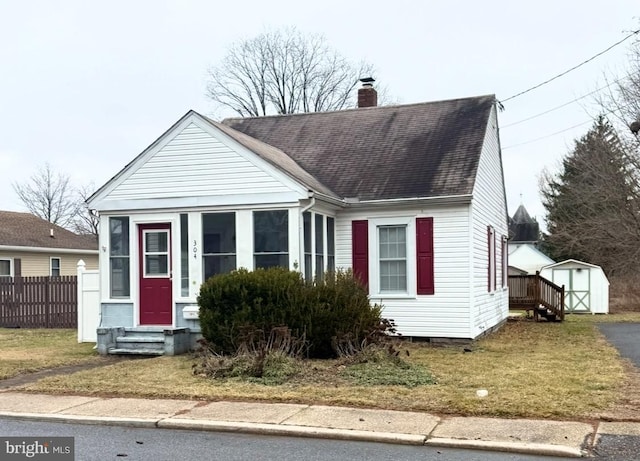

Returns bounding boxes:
[351,220,369,289]
[416,217,434,295]
[487,226,491,292]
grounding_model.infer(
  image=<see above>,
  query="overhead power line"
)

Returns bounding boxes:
[501,79,622,129]
[499,29,639,104]
[502,101,635,150]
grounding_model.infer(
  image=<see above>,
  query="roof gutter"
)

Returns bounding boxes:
[345,194,473,208]
[0,245,98,255]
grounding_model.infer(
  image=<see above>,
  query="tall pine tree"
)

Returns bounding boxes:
[541,117,640,276]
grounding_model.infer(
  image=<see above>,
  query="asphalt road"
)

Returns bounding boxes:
[597,322,640,367]
[0,419,575,461]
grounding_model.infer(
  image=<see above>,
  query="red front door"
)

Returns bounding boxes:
[139,223,172,325]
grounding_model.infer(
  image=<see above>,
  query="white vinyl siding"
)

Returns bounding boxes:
[335,205,472,338]
[108,123,297,201]
[470,106,509,337]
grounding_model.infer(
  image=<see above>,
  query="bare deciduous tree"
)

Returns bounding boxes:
[206,27,379,116]
[13,163,79,229]
[595,36,640,135]
[73,183,99,239]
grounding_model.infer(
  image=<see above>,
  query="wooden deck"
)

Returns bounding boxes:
[508,273,565,321]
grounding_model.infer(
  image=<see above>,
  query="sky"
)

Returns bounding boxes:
[1,1,638,227]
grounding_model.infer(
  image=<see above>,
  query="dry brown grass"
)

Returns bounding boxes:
[0,329,98,380]
[17,315,629,419]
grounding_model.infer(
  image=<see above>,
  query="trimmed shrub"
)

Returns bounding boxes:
[197,268,383,358]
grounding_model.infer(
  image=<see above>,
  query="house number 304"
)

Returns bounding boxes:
[192,240,197,259]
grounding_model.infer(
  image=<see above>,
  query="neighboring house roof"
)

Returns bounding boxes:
[0,211,97,251]
[222,95,495,201]
[508,242,555,275]
[508,204,539,242]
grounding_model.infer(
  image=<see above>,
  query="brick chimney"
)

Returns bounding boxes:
[357,77,377,108]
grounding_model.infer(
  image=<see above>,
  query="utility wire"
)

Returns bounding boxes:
[499,29,639,104]
[501,78,622,128]
[502,121,592,150]
[503,101,635,150]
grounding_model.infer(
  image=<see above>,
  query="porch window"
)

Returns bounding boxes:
[379,225,407,292]
[327,217,335,273]
[315,214,324,280]
[0,259,11,277]
[303,212,312,280]
[180,214,189,296]
[202,212,236,280]
[254,210,288,269]
[109,217,130,298]
[50,257,61,277]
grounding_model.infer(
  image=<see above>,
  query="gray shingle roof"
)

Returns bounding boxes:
[0,211,98,250]
[222,95,495,201]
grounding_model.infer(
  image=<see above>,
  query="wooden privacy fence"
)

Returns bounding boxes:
[0,276,78,328]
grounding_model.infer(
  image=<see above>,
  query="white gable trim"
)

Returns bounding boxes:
[88,112,309,211]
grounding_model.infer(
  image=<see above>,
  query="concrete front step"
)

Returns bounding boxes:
[108,348,164,356]
[116,336,165,343]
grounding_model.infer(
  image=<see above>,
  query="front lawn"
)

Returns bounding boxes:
[0,329,98,380]
[14,315,633,419]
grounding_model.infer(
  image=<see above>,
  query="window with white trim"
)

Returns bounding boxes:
[109,217,130,298]
[203,212,236,280]
[0,259,11,277]
[327,217,335,273]
[143,230,169,277]
[254,210,288,269]
[315,214,324,281]
[379,225,408,292]
[50,257,61,277]
[303,211,312,280]
[180,214,189,296]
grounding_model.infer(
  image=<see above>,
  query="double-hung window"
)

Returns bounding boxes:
[50,257,61,277]
[202,212,236,280]
[109,217,130,298]
[379,225,408,292]
[254,210,288,269]
[352,217,433,296]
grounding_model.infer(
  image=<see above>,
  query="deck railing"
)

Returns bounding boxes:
[508,273,565,321]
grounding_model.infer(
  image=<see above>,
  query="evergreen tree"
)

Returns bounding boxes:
[540,117,640,275]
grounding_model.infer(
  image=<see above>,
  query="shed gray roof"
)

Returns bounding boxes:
[0,211,97,250]
[223,95,495,201]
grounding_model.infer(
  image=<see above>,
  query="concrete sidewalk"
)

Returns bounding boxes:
[0,391,629,457]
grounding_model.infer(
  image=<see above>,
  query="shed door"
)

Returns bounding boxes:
[139,224,172,325]
[554,268,590,313]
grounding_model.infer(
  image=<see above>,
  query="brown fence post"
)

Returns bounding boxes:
[44,276,50,328]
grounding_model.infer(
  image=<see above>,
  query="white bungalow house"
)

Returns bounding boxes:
[87,86,509,355]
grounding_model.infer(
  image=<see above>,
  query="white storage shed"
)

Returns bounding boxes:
[540,259,609,314]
